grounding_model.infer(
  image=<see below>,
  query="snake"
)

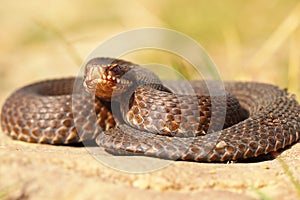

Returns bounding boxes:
[1,57,300,162]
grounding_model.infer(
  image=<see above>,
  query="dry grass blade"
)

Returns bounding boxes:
[247,3,300,69]
[278,158,300,197]
[288,31,300,97]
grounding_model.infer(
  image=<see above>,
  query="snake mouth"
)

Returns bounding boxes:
[83,62,133,100]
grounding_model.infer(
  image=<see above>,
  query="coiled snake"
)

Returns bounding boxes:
[1,57,299,162]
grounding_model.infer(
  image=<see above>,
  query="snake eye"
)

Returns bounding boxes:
[111,65,122,75]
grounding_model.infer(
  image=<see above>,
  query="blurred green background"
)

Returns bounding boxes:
[0,0,300,104]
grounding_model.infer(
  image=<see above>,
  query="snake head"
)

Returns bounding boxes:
[83,57,135,101]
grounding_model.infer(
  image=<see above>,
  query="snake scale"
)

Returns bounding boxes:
[1,57,300,162]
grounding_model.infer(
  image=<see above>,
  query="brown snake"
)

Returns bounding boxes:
[1,57,300,162]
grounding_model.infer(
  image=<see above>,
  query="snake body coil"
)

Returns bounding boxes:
[1,58,300,162]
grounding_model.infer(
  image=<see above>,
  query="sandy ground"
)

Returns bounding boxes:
[0,130,299,200]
